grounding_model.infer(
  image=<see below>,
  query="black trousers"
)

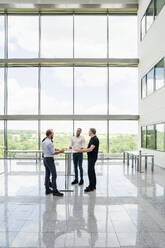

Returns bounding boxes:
[88,158,97,189]
[43,157,57,190]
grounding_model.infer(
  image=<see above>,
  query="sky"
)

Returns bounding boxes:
[0,14,138,133]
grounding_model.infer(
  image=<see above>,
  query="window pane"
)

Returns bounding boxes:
[155,59,164,90]
[141,15,146,41]
[0,68,4,114]
[141,126,146,148]
[147,68,154,96]
[8,68,38,114]
[109,121,138,154]
[75,15,107,58]
[8,15,39,58]
[141,76,147,99]
[41,15,73,58]
[0,15,4,58]
[146,0,154,31]
[7,121,38,150]
[41,68,73,114]
[109,68,138,114]
[146,125,155,149]
[155,0,165,15]
[74,121,107,153]
[41,121,73,157]
[75,67,107,114]
[109,15,137,58]
[156,124,164,151]
[0,121,4,158]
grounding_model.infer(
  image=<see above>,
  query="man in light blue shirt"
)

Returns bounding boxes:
[42,129,64,196]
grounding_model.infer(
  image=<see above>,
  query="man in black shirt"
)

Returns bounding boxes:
[76,128,99,192]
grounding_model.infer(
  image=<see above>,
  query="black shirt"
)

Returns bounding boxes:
[87,136,99,161]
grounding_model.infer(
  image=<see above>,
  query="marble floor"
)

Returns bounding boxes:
[0,159,165,248]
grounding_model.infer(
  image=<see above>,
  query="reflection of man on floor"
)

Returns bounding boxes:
[42,198,66,248]
[87,192,98,247]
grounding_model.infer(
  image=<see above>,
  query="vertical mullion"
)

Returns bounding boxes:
[4,13,8,158]
[73,13,75,136]
[107,12,110,153]
[38,13,41,151]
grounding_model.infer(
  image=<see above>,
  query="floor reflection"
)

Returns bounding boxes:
[0,159,165,247]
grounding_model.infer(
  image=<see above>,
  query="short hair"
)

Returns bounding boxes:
[77,128,82,131]
[90,128,96,135]
[46,129,53,137]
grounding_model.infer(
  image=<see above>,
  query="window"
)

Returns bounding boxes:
[109,68,138,114]
[41,121,73,157]
[8,15,39,58]
[0,121,4,158]
[109,15,137,58]
[41,67,73,114]
[75,15,107,58]
[155,0,165,16]
[141,15,146,41]
[141,76,147,99]
[8,68,38,114]
[141,126,147,148]
[156,123,164,151]
[146,125,155,149]
[109,121,138,153]
[155,59,164,90]
[7,121,38,150]
[41,15,73,58]
[75,67,107,114]
[0,15,4,58]
[0,69,4,114]
[146,0,154,31]
[74,121,107,153]
[147,68,154,96]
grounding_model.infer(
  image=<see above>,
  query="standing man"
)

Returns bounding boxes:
[70,128,85,186]
[77,128,99,192]
[42,129,64,196]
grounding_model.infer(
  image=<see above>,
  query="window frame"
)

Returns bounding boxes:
[155,123,165,152]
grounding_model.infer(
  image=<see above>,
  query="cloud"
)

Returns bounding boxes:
[8,16,39,56]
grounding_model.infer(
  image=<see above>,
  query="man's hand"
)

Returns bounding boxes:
[60,149,65,153]
[76,149,83,153]
[69,146,72,149]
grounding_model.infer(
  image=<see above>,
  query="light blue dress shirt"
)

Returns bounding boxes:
[42,138,55,158]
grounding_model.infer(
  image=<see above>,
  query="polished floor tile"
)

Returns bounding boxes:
[1,159,165,247]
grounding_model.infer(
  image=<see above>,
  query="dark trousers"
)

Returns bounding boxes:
[88,158,97,189]
[73,153,83,181]
[43,157,57,190]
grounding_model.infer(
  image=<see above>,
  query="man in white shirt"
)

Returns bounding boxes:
[70,128,85,185]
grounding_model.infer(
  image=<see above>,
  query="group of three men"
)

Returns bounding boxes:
[42,128,99,197]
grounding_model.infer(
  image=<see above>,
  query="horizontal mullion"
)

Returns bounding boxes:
[0,58,139,67]
[0,4,138,14]
[0,115,139,121]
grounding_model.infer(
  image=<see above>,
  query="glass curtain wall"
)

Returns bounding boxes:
[0,13,138,157]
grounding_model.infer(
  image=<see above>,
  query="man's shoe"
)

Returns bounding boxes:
[53,190,64,197]
[45,188,53,195]
[84,187,94,193]
[71,179,78,185]
[79,179,84,186]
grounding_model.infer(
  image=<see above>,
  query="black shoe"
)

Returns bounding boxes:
[79,179,84,186]
[53,190,64,197]
[84,187,94,193]
[45,188,53,195]
[71,179,78,185]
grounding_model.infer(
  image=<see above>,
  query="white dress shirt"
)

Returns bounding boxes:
[70,135,85,150]
[42,138,55,158]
